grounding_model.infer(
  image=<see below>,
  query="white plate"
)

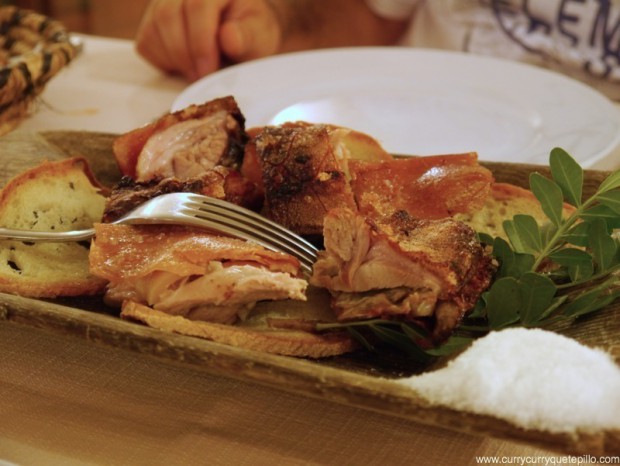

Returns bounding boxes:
[173,47,620,168]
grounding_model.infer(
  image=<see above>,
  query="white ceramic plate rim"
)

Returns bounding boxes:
[172,47,620,168]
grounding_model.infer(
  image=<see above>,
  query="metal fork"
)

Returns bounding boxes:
[0,192,319,273]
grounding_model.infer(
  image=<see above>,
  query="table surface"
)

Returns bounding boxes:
[1,35,615,466]
[19,35,187,135]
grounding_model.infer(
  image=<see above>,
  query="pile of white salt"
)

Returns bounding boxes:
[397,328,620,433]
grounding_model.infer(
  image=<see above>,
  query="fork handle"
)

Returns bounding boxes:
[0,227,96,242]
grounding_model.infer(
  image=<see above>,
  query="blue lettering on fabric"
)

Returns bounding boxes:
[490,0,619,83]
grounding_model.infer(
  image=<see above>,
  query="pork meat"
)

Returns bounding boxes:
[310,208,495,340]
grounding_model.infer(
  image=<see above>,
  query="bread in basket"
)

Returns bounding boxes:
[0,5,80,135]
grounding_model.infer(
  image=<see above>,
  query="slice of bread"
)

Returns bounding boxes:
[121,298,357,359]
[0,157,109,297]
[455,182,576,240]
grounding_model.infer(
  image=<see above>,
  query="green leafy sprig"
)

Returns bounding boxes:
[316,148,620,361]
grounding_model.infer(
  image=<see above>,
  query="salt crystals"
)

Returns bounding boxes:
[397,328,620,433]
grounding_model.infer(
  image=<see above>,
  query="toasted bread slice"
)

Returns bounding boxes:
[122,299,356,359]
[0,157,108,297]
[455,182,576,240]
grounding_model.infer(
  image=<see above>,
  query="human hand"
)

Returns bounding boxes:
[135,0,282,81]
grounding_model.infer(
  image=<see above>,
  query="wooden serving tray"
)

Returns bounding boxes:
[0,130,618,457]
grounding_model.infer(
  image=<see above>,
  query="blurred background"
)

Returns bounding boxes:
[0,0,148,38]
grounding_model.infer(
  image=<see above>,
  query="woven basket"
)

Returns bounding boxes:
[0,6,80,135]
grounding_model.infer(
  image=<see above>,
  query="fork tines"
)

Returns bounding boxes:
[184,194,318,274]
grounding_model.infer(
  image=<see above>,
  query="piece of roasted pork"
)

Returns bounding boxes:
[113,96,247,182]
[310,208,495,341]
[252,123,493,236]
[252,124,363,236]
[89,224,307,325]
[349,153,493,220]
[101,166,262,223]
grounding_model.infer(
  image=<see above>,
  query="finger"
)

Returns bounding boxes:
[219,1,281,63]
[152,0,199,80]
[136,0,194,78]
[135,0,176,72]
[183,0,228,78]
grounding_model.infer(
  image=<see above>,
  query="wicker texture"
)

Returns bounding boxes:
[0,6,80,135]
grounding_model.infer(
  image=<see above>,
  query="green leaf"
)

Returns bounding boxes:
[540,222,559,245]
[477,232,495,245]
[597,170,620,194]
[492,236,515,277]
[611,240,620,267]
[513,252,536,275]
[549,147,583,206]
[538,295,569,320]
[580,204,620,229]
[562,286,620,318]
[561,292,596,318]
[400,322,430,340]
[484,277,522,329]
[346,327,375,352]
[597,190,620,215]
[467,298,487,319]
[549,247,593,266]
[549,247,593,281]
[530,172,565,226]
[592,290,620,312]
[425,336,474,356]
[505,214,543,254]
[518,272,557,325]
[569,262,594,282]
[492,237,536,278]
[562,222,590,247]
[588,218,617,272]
[369,324,433,361]
[503,219,523,252]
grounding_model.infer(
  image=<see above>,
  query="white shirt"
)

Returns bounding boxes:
[366,0,620,100]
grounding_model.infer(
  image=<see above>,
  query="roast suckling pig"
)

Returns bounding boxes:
[90,224,307,325]
[113,96,247,181]
[245,121,496,341]
[310,208,495,341]
[101,166,262,223]
[101,97,496,350]
[253,123,493,236]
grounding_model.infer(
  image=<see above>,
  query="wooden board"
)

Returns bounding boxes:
[0,130,618,457]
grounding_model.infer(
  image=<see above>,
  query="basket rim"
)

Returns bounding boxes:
[0,6,81,133]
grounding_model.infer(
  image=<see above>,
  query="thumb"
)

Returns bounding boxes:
[219,15,281,62]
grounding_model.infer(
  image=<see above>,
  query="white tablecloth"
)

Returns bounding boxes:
[20,35,186,134]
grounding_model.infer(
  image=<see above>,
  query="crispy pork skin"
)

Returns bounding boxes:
[349,153,493,220]
[310,208,494,340]
[242,122,393,200]
[101,166,262,223]
[113,96,247,181]
[89,224,306,324]
[254,124,358,236]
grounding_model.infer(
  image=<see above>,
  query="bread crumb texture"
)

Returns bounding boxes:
[455,182,575,240]
[0,158,108,297]
[397,328,620,433]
